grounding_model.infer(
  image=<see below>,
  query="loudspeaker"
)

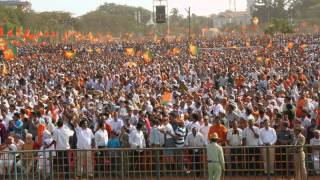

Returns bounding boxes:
[156,6,166,24]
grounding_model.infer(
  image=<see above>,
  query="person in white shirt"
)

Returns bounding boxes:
[226,121,243,172]
[129,122,146,171]
[185,127,206,172]
[187,113,201,134]
[0,136,17,175]
[256,109,270,128]
[199,116,212,144]
[52,120,74,178]
[212,98,225,117]
[259,120,277,174]
[74,119,94,178]
[243,119,260,170]
[94,121,109,175]
[38,131,55,178]
[107,112,124,136]
[129,122,146,150]
[310,130,320,175]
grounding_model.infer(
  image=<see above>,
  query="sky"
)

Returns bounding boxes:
[29,0,248,17]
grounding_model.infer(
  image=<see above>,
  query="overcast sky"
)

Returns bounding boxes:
[29,0,247,17]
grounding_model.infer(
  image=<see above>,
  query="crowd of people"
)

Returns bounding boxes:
[0,33,319,179]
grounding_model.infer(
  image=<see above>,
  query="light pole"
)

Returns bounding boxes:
[185,7,191,42]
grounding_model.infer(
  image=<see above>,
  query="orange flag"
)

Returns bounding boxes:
[288,42,294,49]
[161,91,172,106]
[3,48,14,60]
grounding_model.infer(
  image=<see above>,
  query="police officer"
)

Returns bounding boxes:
[207,133,225,180]
[292,125,307,180]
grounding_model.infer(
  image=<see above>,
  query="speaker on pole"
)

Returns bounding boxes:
[156,6,166,24]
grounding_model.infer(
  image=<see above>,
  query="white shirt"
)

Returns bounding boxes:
[75,127,94,149]
[107,118,124,135]
[159,123,175,139]
[243,126,260,146]
[300,117,311,130]
[53,126,74,150]
[227,128,243,146]
[185,132,206,147]
[259,127,277,145]
[310,137,320,156]
[256,115,270,127]
[129,129,146,150]
[212,104,224,116]
[199,124,211,144]
[187,121,201,134]
[94,129,109,148]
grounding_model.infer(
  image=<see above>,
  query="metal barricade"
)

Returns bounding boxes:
[0,145,319,180]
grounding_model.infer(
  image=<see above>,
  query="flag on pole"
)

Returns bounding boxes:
[143,50,153,63]
[161,91,172,106]
[288,42,294,49]
[3,48,15,60]
[125,48,135,56]
[189,44,198,57]
[64,50,75,59]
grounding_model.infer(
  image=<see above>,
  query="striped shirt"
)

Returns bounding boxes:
[175,126,186,148]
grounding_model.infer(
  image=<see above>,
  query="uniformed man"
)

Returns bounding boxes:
[207,132,225,180]
[292,125,307,180]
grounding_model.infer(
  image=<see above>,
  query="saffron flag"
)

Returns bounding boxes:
[189,44,198,56]
[288,42,294,49]
[143,50,153,63]
[171,47,181,56]
[125,48,135,56]
[64,50,75,59]
[161,91,172,106]
[3,48,15,60]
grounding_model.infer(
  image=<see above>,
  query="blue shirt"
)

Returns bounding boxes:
[14,119,23,137]
[107,137,120,148]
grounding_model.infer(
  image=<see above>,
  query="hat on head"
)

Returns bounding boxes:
[211,133,219,140]
[314,130,320,134]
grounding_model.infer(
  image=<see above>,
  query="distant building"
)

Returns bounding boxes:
[212,11,251,28]
[247,0,256,13]
[0,0,31,10]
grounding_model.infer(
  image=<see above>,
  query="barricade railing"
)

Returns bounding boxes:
[0,145,320,180]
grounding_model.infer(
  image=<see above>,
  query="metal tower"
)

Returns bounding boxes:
[229,0,237,12]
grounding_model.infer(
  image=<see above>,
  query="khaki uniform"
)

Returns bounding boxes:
[207,142,225,180]
[293,133,307,180]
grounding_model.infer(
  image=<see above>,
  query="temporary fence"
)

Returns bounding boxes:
[0,145,319,180]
